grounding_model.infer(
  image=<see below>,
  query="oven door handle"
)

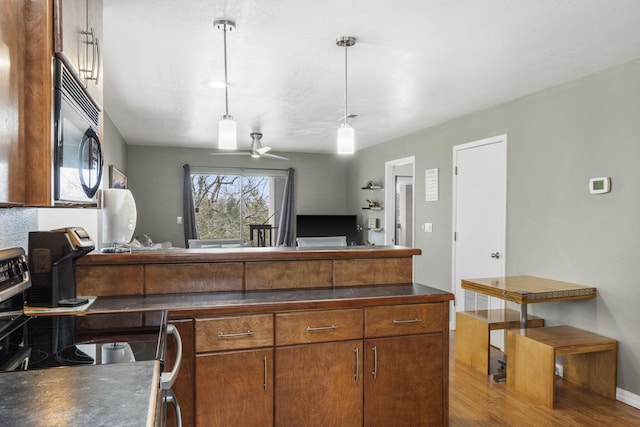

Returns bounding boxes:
[161,324,182,390]
[163,389,182,427]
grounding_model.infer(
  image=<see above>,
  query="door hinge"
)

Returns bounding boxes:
[453,232,457,241]
[454,166,458,175]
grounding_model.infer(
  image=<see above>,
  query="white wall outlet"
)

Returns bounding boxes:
[177,216,183,224]
[423,223,433,233]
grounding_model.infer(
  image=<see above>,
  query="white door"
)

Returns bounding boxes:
[452,135,506,347]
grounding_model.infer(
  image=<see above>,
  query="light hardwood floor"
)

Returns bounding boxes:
[449,332,640,426]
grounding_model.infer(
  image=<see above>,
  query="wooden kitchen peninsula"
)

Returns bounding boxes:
[76,245,421,296]
[75,246,454,426]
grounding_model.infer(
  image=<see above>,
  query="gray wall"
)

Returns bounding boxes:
[127,146,351,246]
[347,58,640,395]
[103,112,129,181]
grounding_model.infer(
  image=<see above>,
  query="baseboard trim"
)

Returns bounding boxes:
[617,388,640,409]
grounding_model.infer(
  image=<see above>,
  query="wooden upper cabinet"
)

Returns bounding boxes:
[54,0,103,108]
[84,0,102,106]
[54,0,85,77]
[0,0,26,205]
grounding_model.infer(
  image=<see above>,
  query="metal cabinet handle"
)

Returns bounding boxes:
[354,347,359,382]
[81,28,95,78]
[263,356,268,391]
[372,345,378,379]
[92,36,101,84]
[81,28,100,84]
[491,252,501,259]
[305,325,338,331]
[392,318,422,324]
[217,330,254,338]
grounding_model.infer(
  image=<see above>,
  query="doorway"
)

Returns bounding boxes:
[451,135,506,345]
[395,175,413,247]
[384,157,415,247]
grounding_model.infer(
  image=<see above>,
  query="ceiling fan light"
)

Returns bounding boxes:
[337,123,354,154]
[218,116,237,150]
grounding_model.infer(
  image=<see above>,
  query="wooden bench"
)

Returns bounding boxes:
[455,309,544,374]
[506,325,617,408]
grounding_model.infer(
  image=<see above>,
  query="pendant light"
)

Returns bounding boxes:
[215,19,237,150]
[336,36,356,154]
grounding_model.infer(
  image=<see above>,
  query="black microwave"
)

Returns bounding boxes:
[53,58,103,205]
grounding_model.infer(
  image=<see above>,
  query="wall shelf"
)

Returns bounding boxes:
[362,207,383,211]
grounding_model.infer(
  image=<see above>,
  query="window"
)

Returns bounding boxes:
[191,170,286,243]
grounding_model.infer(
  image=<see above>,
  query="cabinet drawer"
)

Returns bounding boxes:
[195,314,274,352]
[276,309,363,345]
[365,304,443,338]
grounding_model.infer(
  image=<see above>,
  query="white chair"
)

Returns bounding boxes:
[296,236,347,247]
[188,239,244,248]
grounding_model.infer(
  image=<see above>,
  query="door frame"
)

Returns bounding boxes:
[450,134,507,330]
[384,156,415,247]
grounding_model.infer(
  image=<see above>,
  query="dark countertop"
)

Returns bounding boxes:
[77,245,421,265]
[0,360,159,427]
[70,283,454,317]
[14,283,452,425]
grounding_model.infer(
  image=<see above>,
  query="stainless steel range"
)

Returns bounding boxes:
[0,246,182,426]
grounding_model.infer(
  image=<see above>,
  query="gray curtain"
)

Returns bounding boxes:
[183,164,199,247]
[276,168,294,246]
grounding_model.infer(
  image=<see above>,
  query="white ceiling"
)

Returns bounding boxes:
[103,0,640,154]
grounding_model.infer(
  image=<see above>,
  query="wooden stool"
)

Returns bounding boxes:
[456,309,544,374]
[506,325,617,408]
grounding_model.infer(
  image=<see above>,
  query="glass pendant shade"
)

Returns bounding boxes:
[337,123,355,154]
[218,116,237,150]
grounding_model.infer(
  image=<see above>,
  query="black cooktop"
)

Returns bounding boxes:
[0,311,167,373]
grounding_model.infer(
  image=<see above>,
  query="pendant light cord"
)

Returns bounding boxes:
[343,44,348,126]
[223,25,230,117]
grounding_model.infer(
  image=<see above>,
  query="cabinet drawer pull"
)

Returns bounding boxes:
[372,345,378,379]
[305,325,338,332]
[217,330,255,338]
[354,347,360,382]
[392,318,423,324]
[263,356,268,391]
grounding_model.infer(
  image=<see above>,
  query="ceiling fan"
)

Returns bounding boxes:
[210,133,288,160]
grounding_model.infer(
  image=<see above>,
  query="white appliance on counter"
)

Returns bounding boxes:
[102,188,137,252]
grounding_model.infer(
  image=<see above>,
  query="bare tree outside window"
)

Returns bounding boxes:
[191,173,283,243]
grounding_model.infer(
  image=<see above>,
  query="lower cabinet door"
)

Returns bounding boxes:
[275,340,363,426]
[364,334,444,426]
[195,348,273,427]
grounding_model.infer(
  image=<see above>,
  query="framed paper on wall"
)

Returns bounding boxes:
[109,165,128,189]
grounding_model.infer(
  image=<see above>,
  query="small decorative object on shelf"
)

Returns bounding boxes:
[368,218,378,229]
[362,180,383,190]
[363,199,382,210]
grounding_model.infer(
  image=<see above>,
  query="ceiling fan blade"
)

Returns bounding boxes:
[256,146,272,155]
[210,151,252,156]
[261,153,289,160]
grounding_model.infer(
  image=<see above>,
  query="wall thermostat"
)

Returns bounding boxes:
[589,177,611,194]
